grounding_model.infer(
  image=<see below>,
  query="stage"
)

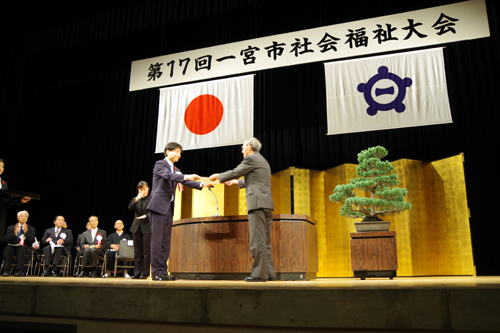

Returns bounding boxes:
[1,276,499,332]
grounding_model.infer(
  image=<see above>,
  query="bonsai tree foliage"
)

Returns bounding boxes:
[329,146,411,221]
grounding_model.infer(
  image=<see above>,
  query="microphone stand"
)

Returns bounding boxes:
[208,186,219,217]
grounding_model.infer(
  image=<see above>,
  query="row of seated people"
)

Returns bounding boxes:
[2,211,132,278]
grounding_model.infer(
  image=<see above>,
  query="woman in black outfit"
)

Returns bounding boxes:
[128,181,151,279]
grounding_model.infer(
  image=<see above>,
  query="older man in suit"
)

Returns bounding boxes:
[41,215,73,277]
[77,216,107,278]
[210,138,276,282]
[2,210,36,276]
[147,142,208,281]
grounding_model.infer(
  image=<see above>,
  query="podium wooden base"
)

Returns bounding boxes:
[350,231,398,280]
[170,214,318,280]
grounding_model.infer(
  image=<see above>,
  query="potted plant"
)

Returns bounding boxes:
[329,145,411,232]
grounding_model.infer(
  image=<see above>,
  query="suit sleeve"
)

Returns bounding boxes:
[154,161,184,183]
[74,234,82,250]
[182,179,203,190]
[128,197,138,211]
[63,229,73,248]
[174,166,202,190]
[100,231,107,250]
[41,228,51,244]
[104,232,114,250]
[4,226,17,244]
[219,156,254,183]
[25,226,36,245]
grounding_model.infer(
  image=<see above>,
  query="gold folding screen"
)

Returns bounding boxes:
[173,153,474,277]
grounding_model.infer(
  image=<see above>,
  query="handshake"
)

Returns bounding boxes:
[184,174,239,187]
[207,174,239,186]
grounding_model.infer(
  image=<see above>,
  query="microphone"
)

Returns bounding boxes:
[208,185,219,217]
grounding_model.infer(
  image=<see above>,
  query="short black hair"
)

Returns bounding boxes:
[164,142,182,157]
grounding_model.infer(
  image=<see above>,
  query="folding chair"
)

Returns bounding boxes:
[39,253,72,276]
[0,251,35,276]
[113,239,134,278]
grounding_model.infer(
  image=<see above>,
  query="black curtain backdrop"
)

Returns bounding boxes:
[1,0,499,274]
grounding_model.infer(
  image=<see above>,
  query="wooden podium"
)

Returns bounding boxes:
[350,231,398,280]
[170,214,318,280]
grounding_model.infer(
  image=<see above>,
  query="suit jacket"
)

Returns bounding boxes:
[4,223,37,249]
[41,227,73,255]
[105,231,132,251]
[74,233,85,251]
[128,196,151,234]
[147,159,203,215]
[219,151,274,212]
[80,228,107,252]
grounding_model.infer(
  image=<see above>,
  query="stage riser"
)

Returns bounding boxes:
[0,281,499,331]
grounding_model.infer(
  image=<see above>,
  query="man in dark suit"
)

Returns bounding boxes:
[2,210,36,276]
[102,220,132,278]
[147,142,208,281]
[77,215,107,278]
[41,215,73,277]
[209,138,276,282]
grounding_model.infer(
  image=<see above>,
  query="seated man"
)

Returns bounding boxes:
[103,220,132,278]
[2,210,36,276]
[73,222,90,276]
[77,216,107,278]
[41,215,73,277]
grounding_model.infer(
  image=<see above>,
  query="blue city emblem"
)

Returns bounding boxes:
[357,66,412,116]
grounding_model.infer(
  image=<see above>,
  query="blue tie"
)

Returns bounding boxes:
[18,226,23,237]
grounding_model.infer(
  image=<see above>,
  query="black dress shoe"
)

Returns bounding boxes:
[152,274,178,281]
[139,275,148,279]
[14,271,24,277]
[2,271,11,277]
[51,271,58,277]
[41,270,50,277]
[131,275,140,279]
[77,271,85,277]
[90,271,98,278]
[244,276,268,282]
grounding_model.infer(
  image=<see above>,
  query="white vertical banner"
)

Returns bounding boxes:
[325,48,452,135]
[155,75,253,152]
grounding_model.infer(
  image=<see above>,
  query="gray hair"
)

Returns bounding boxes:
[244,137,262,152]
[17,210,29,218]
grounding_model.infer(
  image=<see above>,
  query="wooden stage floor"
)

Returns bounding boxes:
[1,276,499,332]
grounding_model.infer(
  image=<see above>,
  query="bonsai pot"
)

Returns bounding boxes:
[354,220,391,232]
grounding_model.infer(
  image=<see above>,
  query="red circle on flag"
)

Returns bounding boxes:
[184,94,224,135]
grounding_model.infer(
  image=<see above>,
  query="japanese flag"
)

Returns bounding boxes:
[155,75,254,152]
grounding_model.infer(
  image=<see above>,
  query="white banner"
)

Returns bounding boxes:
[155,75,253,152]
[325,48,452,135]
[130,0,489,91]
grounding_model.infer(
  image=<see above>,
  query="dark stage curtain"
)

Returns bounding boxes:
[1,0,499,274]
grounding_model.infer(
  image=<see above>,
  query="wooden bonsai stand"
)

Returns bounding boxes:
[350,231,398,280]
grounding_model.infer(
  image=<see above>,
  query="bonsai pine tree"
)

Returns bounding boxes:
[329,146,411,221]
